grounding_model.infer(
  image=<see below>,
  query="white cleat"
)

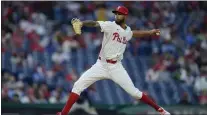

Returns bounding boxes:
[157,107,171,115]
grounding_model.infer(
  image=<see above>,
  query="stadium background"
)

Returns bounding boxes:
[1,1,207,115]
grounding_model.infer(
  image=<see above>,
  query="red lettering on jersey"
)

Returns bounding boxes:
[113,32,119,40]
[113,32,127,44]
[117,36,121,43]
[122,37,127,44]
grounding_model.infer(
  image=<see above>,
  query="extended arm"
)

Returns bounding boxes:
[82,20,100,27]
[71,19,101,35]
[132,29,160,38]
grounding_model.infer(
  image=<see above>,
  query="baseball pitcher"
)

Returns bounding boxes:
[57,6,170,115]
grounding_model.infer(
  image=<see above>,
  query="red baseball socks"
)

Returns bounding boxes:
[60,92,160,115]
[61,92,80,115]
[140,93,160,111]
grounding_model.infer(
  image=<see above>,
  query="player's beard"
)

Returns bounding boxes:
[115,19,125,25]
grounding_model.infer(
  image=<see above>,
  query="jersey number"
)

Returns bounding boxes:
[113,32,127,44]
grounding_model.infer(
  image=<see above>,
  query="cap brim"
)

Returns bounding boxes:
[112,10,118,14]
[112,10,127,15]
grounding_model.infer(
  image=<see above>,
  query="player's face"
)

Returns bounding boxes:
[114,12,126,25]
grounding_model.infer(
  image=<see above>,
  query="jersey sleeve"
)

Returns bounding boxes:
[128,29,133,41]
[97,21,113,33]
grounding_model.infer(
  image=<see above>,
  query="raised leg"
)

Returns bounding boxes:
[109,63,164,112]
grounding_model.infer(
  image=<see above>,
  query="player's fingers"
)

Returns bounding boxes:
[155,29,160,32]
[156,29,160,34]
[155,29,160,36]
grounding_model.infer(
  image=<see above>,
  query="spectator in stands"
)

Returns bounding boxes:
[95,4,108,21]
[65,68,78,85]
[32,65,46,83]
[20,86,36,103]
[194,71,207,93]
[179,92,191,105]
[10,52,21,72]
[171,31,185,54]
[185,27,197,47]
[12,93,21,103]
[186,57,200,76]
[52,48,70,64]
[26,53,35,69]
[160,24,172,41]
[49,87,67,104]
[179,67,195,86]
[35,90,47,103]
[62,35,79,57]
[2,83,10,102]
[45,69,56,87]
[198,91,207,105]
[49,89,67,104]
[194,71,207,105]
[146,65,160,82]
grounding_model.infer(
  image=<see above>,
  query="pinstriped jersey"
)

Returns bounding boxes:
[97,21,133,61]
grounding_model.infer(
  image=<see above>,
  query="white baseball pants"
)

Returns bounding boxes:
[72,59,143,99]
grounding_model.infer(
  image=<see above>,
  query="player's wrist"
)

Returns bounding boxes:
[149,30,154,36]
[150,29,160,36]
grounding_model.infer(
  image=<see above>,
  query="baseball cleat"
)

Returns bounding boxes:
[157,107,171,115]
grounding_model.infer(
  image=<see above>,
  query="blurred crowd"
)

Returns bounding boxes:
[1,1,207,105]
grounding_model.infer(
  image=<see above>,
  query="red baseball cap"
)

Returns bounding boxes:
[112,6,129,15]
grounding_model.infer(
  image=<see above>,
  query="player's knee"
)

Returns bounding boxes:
[131,88,143,99]
[71,81,83,95]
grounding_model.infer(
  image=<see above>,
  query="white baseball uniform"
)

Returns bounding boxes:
[72,21,143,99]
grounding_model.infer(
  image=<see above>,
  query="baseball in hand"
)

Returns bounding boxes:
[156,32,160,36]
[153,29,161,36]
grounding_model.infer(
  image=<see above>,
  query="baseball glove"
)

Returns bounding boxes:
[71,18,83,35]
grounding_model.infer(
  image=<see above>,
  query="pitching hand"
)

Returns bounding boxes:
[150,29,161,36]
